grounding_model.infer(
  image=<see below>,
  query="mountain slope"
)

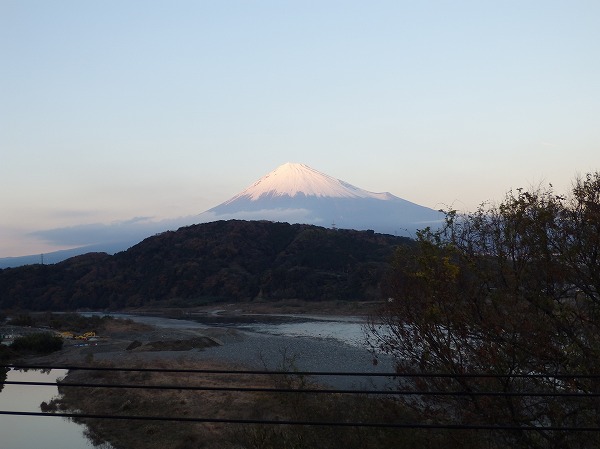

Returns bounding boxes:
[202,163,443,236]
[0,220,411,310]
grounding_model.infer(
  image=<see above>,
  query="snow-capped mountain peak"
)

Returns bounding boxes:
[202,162,444,236]
[225,162,393,203]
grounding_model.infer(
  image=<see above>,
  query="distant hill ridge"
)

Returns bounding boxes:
[0,220,411,310]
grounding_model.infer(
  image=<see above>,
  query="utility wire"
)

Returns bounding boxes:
[0,410,599,432]
[4,380,600,398]
[5,364,600,379]
[3,365,600,432]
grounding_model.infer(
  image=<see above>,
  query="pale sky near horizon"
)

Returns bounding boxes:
[1,1,599,257]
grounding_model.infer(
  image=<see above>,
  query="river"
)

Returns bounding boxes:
[1,312,396,447]
[0,368,113,449]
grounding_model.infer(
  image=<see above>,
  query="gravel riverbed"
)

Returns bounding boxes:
[83,313,398,390]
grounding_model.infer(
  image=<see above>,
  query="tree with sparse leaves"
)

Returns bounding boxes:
[369,172,600,449]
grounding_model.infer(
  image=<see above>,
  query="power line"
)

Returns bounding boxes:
[6,364,600,379]
[4,363,397,377]
[0,410,599,432]
[5,380,600,398]
[3,364,600,433]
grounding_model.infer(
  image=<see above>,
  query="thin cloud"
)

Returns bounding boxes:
[29,216,198,247]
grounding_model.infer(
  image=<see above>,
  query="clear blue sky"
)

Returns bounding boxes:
[1,1,599,257]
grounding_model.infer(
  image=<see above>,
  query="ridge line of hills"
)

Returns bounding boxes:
[0,163,439,268]
[0,220,412,311]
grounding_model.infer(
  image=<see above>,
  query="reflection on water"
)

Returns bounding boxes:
[0,368,112,449]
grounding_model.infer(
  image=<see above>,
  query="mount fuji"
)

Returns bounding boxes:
[199,162,444,236]
[0,163,442,268]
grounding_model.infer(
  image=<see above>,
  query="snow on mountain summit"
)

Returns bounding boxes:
[225,162,394,203]
[202,162,444,236]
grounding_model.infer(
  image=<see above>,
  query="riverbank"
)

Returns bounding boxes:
[4,311,411,449]
[4,317,280,448]
[20,311,395,388]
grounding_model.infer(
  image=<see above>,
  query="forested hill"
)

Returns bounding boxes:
[0,220,412,310]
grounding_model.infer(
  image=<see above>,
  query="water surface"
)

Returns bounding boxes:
[0,368,111,449]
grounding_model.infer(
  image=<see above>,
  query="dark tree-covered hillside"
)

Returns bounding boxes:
[0,220,411,310]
